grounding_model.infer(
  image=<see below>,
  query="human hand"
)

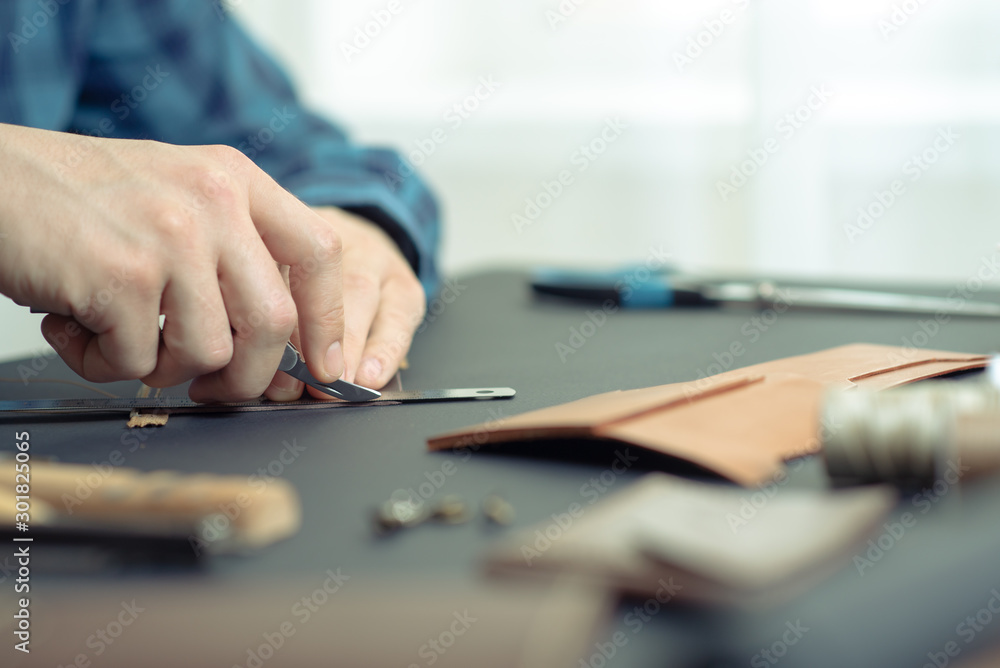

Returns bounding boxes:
[0,123,344,402]
[264,208,426,401]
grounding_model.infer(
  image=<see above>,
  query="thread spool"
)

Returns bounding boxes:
[822,383,1000,487]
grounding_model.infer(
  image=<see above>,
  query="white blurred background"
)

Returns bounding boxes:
[4,0,1000,360]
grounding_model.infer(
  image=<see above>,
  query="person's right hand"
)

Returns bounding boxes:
[0,123,345,402]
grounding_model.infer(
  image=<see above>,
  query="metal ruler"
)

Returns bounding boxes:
[0,388,515,416]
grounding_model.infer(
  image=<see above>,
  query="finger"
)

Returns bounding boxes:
[188,232,296,402]
[264,266,305,401]
[339,270,383,384]
[263,367,304,402]
[355,276,426,389]
[43,291,161,383]
[41,314,95,376]
[245,170,344,384]
[142,275,234,388]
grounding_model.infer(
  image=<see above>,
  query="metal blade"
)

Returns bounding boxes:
[704,281,1000,318]
[278,342,381,401]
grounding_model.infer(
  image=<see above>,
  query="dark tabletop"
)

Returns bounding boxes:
[4,269,1000,667]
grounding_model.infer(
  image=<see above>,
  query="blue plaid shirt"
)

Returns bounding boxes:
[0,0,440,293]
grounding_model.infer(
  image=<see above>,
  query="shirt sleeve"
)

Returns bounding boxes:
[69,0,441,295]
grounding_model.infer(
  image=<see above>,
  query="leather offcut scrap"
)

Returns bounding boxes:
[126,409,170,428]
[127,383,169,428]
[427,344,989,486]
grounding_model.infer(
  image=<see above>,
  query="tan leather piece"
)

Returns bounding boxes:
[597,375,824,486]
[428,344,989,486]
[484,473,897,608]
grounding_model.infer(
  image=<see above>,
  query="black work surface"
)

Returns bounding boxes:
[3,269,1000,667]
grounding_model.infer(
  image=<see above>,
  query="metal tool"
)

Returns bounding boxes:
[531,267,1000,317]
[700,280,1000,318]
[0,387,516,416]
[278,341,380,402]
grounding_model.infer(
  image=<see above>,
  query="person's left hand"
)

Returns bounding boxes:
[264,207,426,400]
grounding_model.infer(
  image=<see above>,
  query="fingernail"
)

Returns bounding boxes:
[273,372,300,392]
[325,341,345,380]
[360,357,383,385]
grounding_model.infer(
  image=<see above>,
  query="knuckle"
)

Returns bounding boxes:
[233,291,297,344]
[186,337,234,375]
[192,166,240,209]
[117,352,158,380]
[315,300,345,334]
[148,207,198,247]
[122,259,160,297]
[314,227,343,261]
[194,146,254,196]
[262,293,298,339]
[203,143,251,169]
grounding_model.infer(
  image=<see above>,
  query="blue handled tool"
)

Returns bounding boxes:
[530,265,710,308]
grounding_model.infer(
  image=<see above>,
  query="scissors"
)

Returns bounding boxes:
[278,342,381,402]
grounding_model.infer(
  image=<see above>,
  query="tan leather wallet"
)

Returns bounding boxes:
[428,344,988,486]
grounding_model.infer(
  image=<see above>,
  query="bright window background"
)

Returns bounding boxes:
[4,0,1000,359]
